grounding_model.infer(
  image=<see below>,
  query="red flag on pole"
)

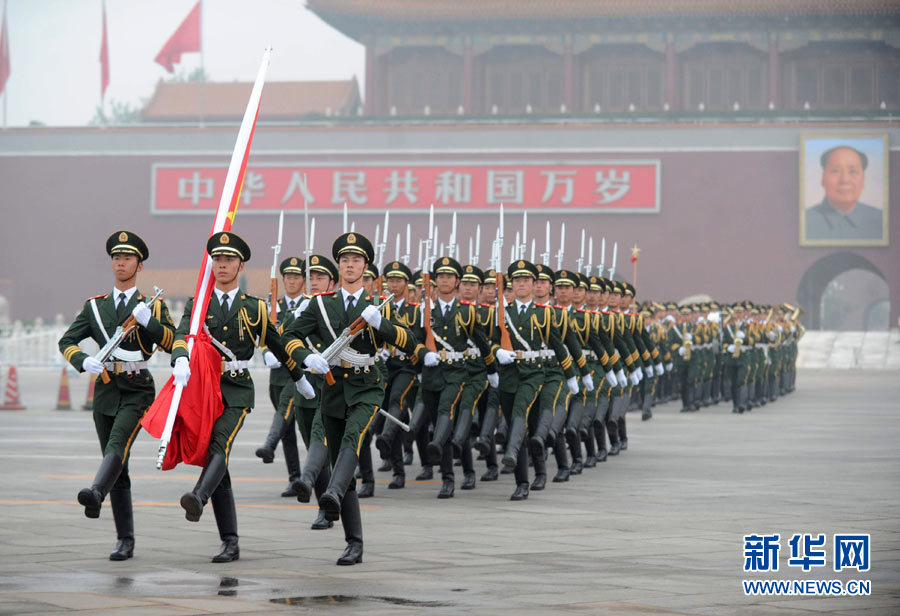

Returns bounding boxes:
[154,0,201,73]
[0,0,10,97]
[99,0,109,100]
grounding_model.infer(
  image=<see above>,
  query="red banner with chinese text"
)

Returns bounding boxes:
[152,161,660,214]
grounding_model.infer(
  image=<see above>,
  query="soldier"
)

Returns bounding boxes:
[374,260,423,490]
[282,254,339,530]
[282,232,424,565]
[255,257,308,498]
[59,231,176,561]
[472,268,503,482]
[172,232,310,563]
[420,257,497,499]
[493,260,579,501]
[356,262,382,497]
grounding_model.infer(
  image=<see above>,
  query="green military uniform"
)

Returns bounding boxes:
[174,232,301,563]
[282,232,424,566]
[472,267,503,481]
[59,230,175,561]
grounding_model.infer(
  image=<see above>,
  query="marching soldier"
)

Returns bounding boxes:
[420,256,497,499]
[472,268,503,482]
[493,260,579,501]
[59,231,175,561]
[171,232,310,563]
[374,260,423,490]
[282,254,339,530]
[255,257,308,498]
[282,232,424,565]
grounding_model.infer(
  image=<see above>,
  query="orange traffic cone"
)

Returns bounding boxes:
[56,367,72,410]
[0,365,26,410]
[82,374,96,411]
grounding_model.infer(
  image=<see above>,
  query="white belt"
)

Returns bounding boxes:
[438,350,467,363]
[514,350,541,362]
[465,347,481,358]
[583,349,597,360]
[391,348,408,359]
[331,348,376,368]
[223,360,250,373]
[103,360,148,374]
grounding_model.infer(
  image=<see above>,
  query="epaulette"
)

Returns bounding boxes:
[313,291,335,297]
[535,303,549,308]
[576,308,589,313]
[409,301,419,306]
[88,293,108,300]
[460,300,474,306]
[480,303,493,308]
[554,305,563,310]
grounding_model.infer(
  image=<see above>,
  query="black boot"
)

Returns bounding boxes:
[255,412,287,464]
[593,419,608,462]
[510,442,529,500]
[426,414,453,465]
[495,414,508,446]
[582,422,598,468]
[437,478,455,499]
[607,419,620,455]
[552,433,570,482]
[180,454,228,522]
[294,441,328,503]
[530,447,547,491]
[451,406,475,457]
[210,486,239,563]
[319,449,358,522]
[528,408,553,462]
[501,416,527,468]
[78,452,123,519]
[108,489,134,561]
[617,417,628,451]
[388,474,405,489]
[474,402,500,454]
[357,435,375,499]
[336,490,363,565]
[461,472,476,490]
[280,428,301,497]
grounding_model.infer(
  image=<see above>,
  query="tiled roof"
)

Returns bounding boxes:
[142,79,360,121]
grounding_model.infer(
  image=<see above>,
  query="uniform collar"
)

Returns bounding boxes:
[515,299,533,312]
[112,286,137,303]
[213,287,239,304]
[341,287,364,305]
[438,297,455,312]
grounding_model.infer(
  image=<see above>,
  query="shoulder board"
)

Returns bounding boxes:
[88,293,108,301]
[409,301,419,306]
[313,291,335,297]
[553,305,563,310]
[379,295,387,300]
[535,303,549,308]
[459,300,473,306]
[480,303,493,308]
[241,293,262,302]
[576,308,589,313]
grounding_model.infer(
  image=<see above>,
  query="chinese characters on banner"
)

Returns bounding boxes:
[152,162,661,213]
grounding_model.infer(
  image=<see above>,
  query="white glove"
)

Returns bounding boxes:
[264,351,281,369]
[82,356,105,375]
[655,363,664,376]
[665,362,673,372]
[582,373,594,392]
[777,325,783,332]
[737,330,746,339]
[495,348,516,365]
[303,353,330,374]
[629,371,641,386]
[131,302,151,327]
[678,346,686,357]
[790,325,796,333]
[567,376,580,395]
[361,305,382,329]
[295,375,316,400]
[378,348,391,361]
[685,333,693,342]
[727,344,735,353]
[664,315,676,323]
[293,298,310,316]
[417,373,422,382]
[768,330,777,341]
[173,357,190,387]
[644,366,653,379]
[424,351,440,367]
[487,373,499,388]
[616,369,627,388]
[605,370,618,387]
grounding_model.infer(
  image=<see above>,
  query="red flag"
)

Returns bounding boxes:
[99,0,109,100]
[0,0,10,97]
[142,332,223,469]
[154,0,201,73]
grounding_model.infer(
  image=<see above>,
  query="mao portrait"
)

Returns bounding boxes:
[800,135,889,246]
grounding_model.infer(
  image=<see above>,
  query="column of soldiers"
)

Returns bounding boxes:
[59,229,800,566]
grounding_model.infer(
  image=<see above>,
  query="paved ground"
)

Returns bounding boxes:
[0,369,898,615]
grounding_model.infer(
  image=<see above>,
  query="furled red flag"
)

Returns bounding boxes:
[0,0,10,97]
[99,0,109,100]
[154,0,201,73]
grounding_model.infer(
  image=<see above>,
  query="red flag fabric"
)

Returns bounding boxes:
[154,0,201,73]
[0,1,10,97]
[141,331,222,470]
[99,1,109,100]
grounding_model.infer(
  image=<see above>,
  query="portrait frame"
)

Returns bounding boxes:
[799,133,889,247]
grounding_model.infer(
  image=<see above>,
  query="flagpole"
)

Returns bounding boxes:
[199,0,205,126]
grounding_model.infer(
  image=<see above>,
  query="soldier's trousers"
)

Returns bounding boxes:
[322,402,381,493]
[499,383,542,484]
[207,405,251,492]
[92,401,150,491]
[269,382,300,478]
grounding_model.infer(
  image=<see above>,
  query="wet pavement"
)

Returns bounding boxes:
[0,369,898,615]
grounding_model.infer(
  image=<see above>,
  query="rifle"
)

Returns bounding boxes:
[94,286,164,384]
[422,205,437,352]
[609,241,618,279]
[317,293,395,387]
[269,211,284,325]
[495,204,513,351]
[541,221,550,266]
[556,222,565,270]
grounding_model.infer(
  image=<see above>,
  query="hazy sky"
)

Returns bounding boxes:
[1,0,365,127]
